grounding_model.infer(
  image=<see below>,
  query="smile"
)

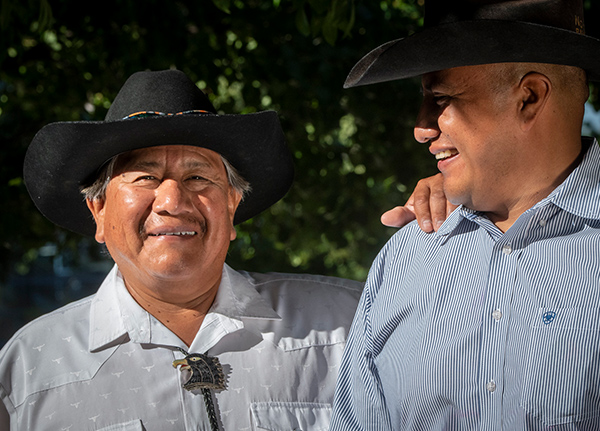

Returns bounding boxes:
[435,149,459,160]
[148,231,197,237]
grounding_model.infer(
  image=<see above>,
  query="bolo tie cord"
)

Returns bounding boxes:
[174,347,223,431]
[201,388,220,431]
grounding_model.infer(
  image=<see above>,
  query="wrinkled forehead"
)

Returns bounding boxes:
[114,145,225,173]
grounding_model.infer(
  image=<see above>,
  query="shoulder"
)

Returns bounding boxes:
[240,271,363,310]
[235,271,363,352]
[245,271,363,294]
[0,295,95,406]
[371,220,437,271]
[0,295,94,363]
[360,220,453,307]
[237,271,363,329]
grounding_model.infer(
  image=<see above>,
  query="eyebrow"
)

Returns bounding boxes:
[127,160,161,171]
[125,159,216,172]
[180,160,215,170]
[422,79,453,93]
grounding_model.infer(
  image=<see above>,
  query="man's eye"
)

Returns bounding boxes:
[433,95,450,105]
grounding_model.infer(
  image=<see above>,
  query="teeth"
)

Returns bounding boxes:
[435,149,459,160]
[149,231,196,236]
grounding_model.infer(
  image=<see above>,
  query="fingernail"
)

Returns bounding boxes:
[422,220,433,232]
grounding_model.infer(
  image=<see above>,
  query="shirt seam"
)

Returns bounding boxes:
[10,340,123,409]
[1,297,94,352]
[249,276,363,293]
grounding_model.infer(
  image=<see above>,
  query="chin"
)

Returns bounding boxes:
[444,189,465,206]
[143,256,194,276]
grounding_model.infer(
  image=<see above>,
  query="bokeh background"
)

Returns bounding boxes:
[2,0,600,345]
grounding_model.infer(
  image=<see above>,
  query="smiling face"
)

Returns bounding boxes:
[414,64,520,212]
[87,145,242,295]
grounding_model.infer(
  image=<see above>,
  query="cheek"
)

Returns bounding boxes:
[440,110,470,140]
[200,191,238,233]
[104,189,151,235]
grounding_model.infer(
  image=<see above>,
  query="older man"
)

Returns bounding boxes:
[331,0,600,430]
[0,69,366,431]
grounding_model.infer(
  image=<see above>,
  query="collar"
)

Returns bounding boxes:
[89,264,280,352]
[434,137,600,238]
[538,137,600,219]
[188,264,281,353]
[209,264,281,321]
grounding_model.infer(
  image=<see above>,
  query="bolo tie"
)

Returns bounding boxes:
[172,347,226,431]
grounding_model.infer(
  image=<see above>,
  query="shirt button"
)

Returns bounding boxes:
[539,219,547,227]
[492,309,502,321]
[486,380,497,392]
[502,244,512,255]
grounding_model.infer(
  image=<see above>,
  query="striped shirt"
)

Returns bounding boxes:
[330,137,600,430]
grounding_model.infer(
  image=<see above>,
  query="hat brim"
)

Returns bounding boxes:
[24,111,294,237]
[345,20,600,88]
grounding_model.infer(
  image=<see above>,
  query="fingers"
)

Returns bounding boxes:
[411,179,435,233]
[380,206,416,228]
[381,173,453,232]
[422,174,450,231]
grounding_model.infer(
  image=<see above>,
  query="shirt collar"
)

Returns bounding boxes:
[210,263,281,321]
[435,137,600,237]
[538,137,600,219]
[88,265,136,351]
[88,263,280,352]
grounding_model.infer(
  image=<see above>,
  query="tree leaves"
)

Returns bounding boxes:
[6,0,598,341]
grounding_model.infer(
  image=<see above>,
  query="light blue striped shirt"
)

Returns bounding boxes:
[330,137,600,430]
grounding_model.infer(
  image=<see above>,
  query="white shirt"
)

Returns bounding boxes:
[0,264,362,430]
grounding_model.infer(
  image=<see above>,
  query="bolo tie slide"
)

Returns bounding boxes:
[172,347,225,431]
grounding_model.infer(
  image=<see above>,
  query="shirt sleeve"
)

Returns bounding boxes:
[329,260,394,430]
[0,386,11,431]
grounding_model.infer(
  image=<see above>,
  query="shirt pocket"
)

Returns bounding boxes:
[250,402,331,431]
[97,419,144,431]
[520,307,600,426]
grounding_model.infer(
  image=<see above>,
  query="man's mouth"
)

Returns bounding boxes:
[148,231,197,237]
[435,149,459,161]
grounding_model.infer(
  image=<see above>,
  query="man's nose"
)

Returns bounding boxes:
[413,103,441,144]
[153,179,193,215]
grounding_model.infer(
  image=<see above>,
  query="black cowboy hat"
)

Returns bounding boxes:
[345,0,600,88]
[24,69,294,237]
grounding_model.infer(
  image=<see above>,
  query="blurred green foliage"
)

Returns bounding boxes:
[0,0,431,281]
[1,0,599,339]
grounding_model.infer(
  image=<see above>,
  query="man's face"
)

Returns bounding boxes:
[414,64,518,211]
[87,145,242,289]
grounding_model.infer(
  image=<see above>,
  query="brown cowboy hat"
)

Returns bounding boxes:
[345,0,600,88]
[24,69,294,236]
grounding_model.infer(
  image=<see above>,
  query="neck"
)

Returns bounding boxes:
[486,137,585,232]
[125,277,221,347]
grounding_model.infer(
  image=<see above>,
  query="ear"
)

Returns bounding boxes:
[86,198,106,244]
[517,72,552,131]
[228,188,244,241]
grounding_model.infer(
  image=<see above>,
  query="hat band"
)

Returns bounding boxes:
[122,110,214,120]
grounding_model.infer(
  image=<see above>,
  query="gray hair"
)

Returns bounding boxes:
[81,152,251,201]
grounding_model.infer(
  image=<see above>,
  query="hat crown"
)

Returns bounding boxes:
[105,70,217,121]
[426,0,585,34]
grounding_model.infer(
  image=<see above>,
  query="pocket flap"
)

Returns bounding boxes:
[251,402,331,431]
[98,419,144,431]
